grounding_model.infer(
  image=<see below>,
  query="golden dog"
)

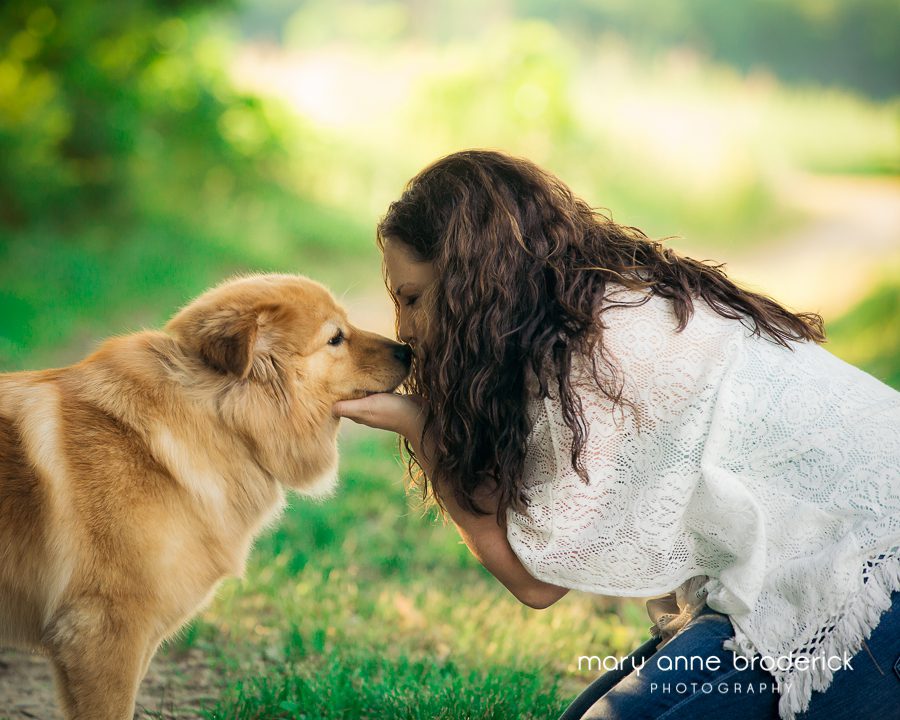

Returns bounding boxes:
[0,273,410,719]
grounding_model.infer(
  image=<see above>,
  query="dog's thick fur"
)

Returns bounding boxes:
[0,273,410,719]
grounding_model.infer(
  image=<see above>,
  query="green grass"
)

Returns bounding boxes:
[201,651,564,720]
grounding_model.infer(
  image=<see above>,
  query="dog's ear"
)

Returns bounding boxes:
[195,309,259,378]
[168,298,291,381]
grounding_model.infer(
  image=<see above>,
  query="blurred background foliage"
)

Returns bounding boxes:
[0,0,898,717]
[1,0,898,376]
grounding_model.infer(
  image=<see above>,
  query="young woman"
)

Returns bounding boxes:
[333,150,900,720]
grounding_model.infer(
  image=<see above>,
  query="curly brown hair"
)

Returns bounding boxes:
[377,149,825,521]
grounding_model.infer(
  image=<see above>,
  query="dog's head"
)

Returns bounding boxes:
[164,273,410,491]
[167,273,411,400]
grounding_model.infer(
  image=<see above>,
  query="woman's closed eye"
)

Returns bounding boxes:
[404,295,419,308]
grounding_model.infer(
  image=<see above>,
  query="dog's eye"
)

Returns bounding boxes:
[328,329,344,347]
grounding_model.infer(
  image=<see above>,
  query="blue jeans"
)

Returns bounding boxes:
[558,590,900,719]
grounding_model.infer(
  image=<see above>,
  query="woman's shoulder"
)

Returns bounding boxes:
[524,284,749,409]
[596,284,896,396]
[596,282,748,337]
[584,283,751,378]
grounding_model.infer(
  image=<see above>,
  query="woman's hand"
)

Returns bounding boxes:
[332,393,424,437]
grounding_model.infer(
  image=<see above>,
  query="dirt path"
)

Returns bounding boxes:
[711,172,900,319]
[0,647,217,720]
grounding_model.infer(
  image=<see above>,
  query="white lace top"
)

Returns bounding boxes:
[506,285,900,720]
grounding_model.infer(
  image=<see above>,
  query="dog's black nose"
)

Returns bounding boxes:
[393,343,413,367]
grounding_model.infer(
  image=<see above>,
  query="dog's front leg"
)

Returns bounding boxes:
[43,601,151,720]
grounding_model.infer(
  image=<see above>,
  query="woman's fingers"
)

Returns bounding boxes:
[332,393,423,435]
[332,395,382,425]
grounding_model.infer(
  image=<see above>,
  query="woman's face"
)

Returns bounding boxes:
[382,237,437,349]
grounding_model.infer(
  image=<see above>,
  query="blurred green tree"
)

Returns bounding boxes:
[0,0,289,231]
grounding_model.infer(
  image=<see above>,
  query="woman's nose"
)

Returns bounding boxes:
[397,310,415,346]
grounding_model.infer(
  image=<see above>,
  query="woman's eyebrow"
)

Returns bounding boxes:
[394,282,418,296]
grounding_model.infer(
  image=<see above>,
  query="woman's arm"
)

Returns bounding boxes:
[333,393,570,609]
[427,471,570,609]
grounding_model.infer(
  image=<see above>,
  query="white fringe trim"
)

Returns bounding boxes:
[722,552,900,720]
